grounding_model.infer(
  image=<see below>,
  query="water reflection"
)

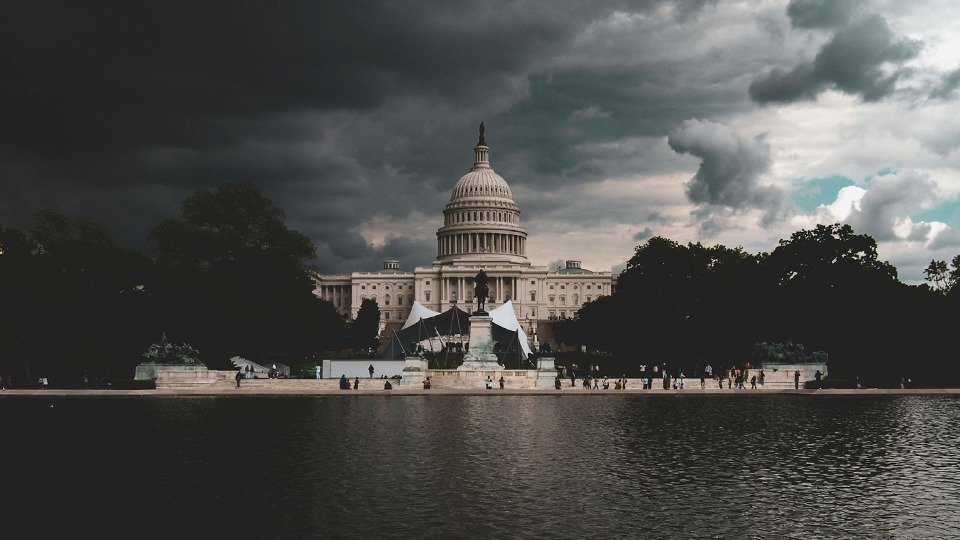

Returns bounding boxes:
[3,395,958,538]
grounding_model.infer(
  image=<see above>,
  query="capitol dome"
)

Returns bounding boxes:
[435,124,529,265]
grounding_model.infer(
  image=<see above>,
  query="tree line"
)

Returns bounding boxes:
[3,182,957,388]
[555,224,960,387]
[0,182,380,387]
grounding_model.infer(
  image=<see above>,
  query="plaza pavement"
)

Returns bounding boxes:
[1,386,958,397]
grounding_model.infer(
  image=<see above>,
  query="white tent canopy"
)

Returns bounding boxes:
[384,300,532,360]
[401,301,441,329]
[488,301,533,358]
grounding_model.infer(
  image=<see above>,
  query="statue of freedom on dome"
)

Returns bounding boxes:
[474,269,489,314]
[478,122,486,146]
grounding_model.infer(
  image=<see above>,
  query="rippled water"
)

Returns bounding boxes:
[4,395,959,539]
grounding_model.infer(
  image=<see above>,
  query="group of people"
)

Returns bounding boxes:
[339,374,361,390]
[485,376,506,389]
[553,374,631,390]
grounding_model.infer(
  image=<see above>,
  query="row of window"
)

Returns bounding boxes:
[445,210,518,226]
[548,284,603,290]
[546,295,590,305]
[359,294,415,306]
[360,283,408,291]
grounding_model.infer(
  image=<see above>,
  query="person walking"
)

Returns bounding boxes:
[750,375,757,389]
[499,376,505,390]
[368,364,375,379]
[235,369,243,388]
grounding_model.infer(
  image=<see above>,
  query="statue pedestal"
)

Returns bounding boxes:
[400,357,428,386]
[458,315,501,371]
[535,356,557,388]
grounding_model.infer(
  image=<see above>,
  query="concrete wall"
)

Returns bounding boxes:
[321,359,406,379]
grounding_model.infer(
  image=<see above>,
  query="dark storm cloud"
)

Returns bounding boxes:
[930,67,960,100]
[667,119,786,225]
[632,227,654,242]
[786,0,860,29]
[1,0,624,272]
[749,13,922,103]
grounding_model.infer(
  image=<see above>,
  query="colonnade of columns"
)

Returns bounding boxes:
[317,284,349,309]
[439,275,519,304]
[437,232,525,257]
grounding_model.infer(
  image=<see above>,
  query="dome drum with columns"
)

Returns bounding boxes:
[435,127,529,266]
[312,124,615,347]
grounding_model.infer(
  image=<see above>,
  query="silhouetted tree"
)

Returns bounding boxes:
[348,298,380,352]
[148,182,340,366]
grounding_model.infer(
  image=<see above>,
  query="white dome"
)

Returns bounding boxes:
[434,124,528,266]
[450,168,515,203]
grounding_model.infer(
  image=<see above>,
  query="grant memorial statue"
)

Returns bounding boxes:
[474,268,489,314]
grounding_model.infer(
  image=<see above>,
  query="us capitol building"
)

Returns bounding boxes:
[312,125,615,337]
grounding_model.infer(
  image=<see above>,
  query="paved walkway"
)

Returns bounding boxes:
[1,387,957,397]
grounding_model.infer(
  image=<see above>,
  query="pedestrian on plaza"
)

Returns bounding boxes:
[593,375,599,390]
[235,369,243,388]
[486,376,493,389]
[622,375,628,389]
[423,377,432,390]
[340,374,349,390]
[700,375,705,389]
[814,370,822,389]
[759,370,765,386]
[603,376,609,390]
[615,379,622,390]
[554,376,562,390]
[353,377,360,390]
[794,370,801,389]
[368,364,375,379]
[499,376,505,390]
[384,380,393,390]
[750,375,757,389]
[42,377,49,389]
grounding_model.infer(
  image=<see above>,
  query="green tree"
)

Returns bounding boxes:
[348,298,381,352]
[148,182,315,268]
[0,212,154,386]
[148,182,341,366]
[924,259,951,292]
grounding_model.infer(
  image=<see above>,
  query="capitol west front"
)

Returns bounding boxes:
[313,126,615,343]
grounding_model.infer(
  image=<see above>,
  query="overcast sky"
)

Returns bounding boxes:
[3,0,960,283]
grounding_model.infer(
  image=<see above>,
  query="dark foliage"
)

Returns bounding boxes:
[561,224,959,387]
